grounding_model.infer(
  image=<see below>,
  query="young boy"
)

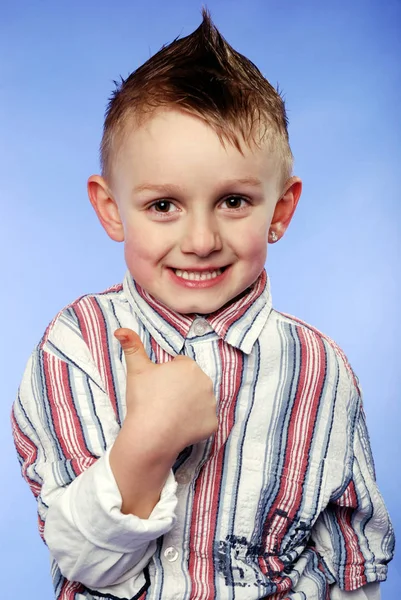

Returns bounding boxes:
[12,10,394,600]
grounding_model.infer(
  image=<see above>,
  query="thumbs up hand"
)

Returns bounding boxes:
[114,328,218,456]
[109,327,217,517]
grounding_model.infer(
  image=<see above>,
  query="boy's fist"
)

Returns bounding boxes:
[114,328,218,456]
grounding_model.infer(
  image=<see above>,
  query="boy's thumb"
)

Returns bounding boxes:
[114,328,152,374]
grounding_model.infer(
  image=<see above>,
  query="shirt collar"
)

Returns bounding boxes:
[123,269,272,356]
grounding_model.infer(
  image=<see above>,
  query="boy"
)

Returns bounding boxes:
[12,10,394,600]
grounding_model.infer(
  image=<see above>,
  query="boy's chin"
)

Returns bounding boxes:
[152,290,233,315]
[157,289,252,316]
[165,299,228,315]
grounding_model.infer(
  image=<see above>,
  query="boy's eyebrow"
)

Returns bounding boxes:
[220,177,263,188]
[133,177,263,195]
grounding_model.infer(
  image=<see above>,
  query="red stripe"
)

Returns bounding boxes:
[11,411,40,494]
[39,284,123,350]
[73,302,90,352]
[268,576,293,597]
[136,283,193,336]
[73,297,120,420]
[43,354,94,469]
[89,297,119,419]
[59,578,84,599]
[210,269,267,335]
[12,411,47,542]
[188,342,243,598]
[152,337,174,364]
[38,515,45,540]
[279,311,361,393]
[261,328,326,560]
[335,480,367,589]
[150,336,159,360]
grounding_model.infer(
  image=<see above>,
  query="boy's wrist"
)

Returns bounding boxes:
[117,414,179,467]
[110,423,178,518]
[121,410,186,463]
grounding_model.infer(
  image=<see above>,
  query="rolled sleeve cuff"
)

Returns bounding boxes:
[69,447,178,552]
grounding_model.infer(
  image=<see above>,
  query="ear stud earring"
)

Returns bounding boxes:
[269,230,278,242]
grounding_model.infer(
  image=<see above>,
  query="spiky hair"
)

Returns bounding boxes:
[101,8,293,183]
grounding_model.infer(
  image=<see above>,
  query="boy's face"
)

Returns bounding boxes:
[89,109,301,314]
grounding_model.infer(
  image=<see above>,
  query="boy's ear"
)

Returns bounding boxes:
[87,175,125,242]
[270,177,302,239]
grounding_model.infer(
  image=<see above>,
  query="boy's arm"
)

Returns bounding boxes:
[312,386,394,596]
[12,349,176,593]
[12,325,216,593]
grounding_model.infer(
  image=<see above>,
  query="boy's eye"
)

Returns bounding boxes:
[222,196,248,209]
[149,196,248,215]
[151,200,176,213]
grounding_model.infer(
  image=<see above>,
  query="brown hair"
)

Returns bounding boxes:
[101,8,293,184]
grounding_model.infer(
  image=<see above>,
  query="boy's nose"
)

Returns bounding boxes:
[180,217,223,257]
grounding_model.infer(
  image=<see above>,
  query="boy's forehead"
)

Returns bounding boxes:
[111,109,282,191]
[121,107,270,149]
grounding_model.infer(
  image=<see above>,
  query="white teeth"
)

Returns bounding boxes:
[174,268,223,281]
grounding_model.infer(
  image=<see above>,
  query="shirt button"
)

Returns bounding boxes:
[193,319,208,336]
[164,546,179,562]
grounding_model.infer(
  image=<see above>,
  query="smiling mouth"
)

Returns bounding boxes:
[172,266,227,281]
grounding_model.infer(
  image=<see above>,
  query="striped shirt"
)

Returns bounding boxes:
[12,270,394,600]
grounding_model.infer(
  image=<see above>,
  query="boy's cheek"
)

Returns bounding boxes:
[123,231,171,283]
[124,240,154,264]
[124,251,155,290]
[124,226,165,259]
[239,225,270,258]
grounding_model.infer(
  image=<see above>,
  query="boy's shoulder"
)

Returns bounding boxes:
[271,307,342,347]
[34,282,129,371]
[41,282,125,343]
[25,281,132,390]
[269,308,361,394]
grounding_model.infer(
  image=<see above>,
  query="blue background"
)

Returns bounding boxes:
[1,0,399,597]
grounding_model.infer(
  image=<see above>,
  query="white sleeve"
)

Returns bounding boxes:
[330,582,381,599]
[44,448,177,587]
